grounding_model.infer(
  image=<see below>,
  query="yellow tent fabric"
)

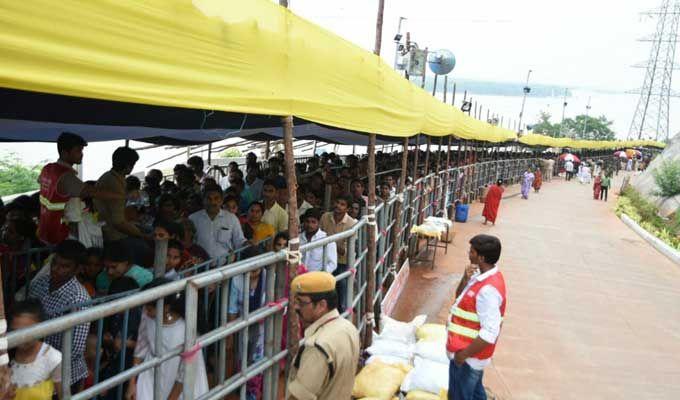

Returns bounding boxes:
[0,1,662,148]
[519,134,665,150]
[0,0,515,142]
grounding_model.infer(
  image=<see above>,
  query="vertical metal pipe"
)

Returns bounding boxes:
[182,283,199,400]
[452,82,457,106]
[346,232,357,319]
[443,75,448,103]
[432,74,438,97]
[421,48,428,89]
[61,328,73,399]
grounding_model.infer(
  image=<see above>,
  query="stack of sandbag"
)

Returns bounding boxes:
[352,360,411,400]
[354,316,427,400]
[401,323,450,397]
[364,315,427,366]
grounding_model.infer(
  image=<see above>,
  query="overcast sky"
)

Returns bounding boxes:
[286,0,657,91]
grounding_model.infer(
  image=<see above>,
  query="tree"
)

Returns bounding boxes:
[531,111,562,137]
[220,148,242,158]
[0,153,42,197]
[561,114,615,141]
[530,112,615,140]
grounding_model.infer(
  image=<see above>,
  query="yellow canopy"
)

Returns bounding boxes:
[519,134,665,149]
[0,1,663,148]
[0,0,516,142]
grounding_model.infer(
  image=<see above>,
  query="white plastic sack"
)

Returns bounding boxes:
[400,356,449,395]
[366,336,414,359]
[379,315,427,344]
[414,340,449,365]
[366,355,412,366]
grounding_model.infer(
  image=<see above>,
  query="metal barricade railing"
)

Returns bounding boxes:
[5,153,614,400]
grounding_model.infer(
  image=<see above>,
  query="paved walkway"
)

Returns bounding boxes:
[392,174,680,400]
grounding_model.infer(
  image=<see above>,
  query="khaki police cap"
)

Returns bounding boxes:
[291,271,336,295]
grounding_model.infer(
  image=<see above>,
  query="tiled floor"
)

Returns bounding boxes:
[392,174,680,399]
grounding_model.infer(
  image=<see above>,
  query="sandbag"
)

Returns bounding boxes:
[366,355,412,366]
[414,340,449,364]
[416,323,447,343]
[406,390,447,400]
[366,336,414,359]
[401,357,449,395]
[353,361,412,400]
[380,315,427,344]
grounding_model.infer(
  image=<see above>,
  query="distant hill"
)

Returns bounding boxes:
[412,76,571,98]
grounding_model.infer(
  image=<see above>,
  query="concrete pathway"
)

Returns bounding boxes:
[392,174,680,400]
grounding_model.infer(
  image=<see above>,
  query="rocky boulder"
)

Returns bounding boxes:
[631,133,680,217]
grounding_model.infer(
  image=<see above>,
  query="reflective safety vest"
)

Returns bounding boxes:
[446,270,506,360]
[38,162,73,245]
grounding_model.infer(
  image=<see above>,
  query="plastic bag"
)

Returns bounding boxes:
[414,340,449,364]
[380,315,427,344]
[416,323,447,343]
[353,361,411,400]
[400,356,449,395]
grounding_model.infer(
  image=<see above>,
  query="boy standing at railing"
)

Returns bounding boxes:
[320,195,356,312]
[300,208,337,274]
[28,240,90,392]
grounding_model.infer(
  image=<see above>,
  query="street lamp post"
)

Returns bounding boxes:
[518,69,533,134]
[582,96,592,137]
[392,17,407,71]
[560,88,568,137]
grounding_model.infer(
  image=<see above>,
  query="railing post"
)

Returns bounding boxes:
[152,239,167,400]
[61,328,73,399]
[365,132,378,343]
[346,231,357,320]
[182,282,199,400]
[263,263,277,400]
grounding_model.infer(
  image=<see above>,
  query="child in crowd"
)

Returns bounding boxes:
[10,299,62,400]
[78,247,103,297]
[97,243,153,294]
[222,195,241,218]
[127,278,209,400]
[165,239,186,280]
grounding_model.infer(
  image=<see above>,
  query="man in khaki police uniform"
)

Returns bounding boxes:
[286,271,360,400]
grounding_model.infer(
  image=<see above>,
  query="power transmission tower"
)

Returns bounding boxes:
[628,0,680,142]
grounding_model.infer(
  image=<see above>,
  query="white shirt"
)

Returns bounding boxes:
[189,209,246,262]
[448,266,504,370]
[565,161,574,172]
[300,229,337,273]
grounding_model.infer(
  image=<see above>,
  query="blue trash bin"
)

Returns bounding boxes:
[455,203,469,223]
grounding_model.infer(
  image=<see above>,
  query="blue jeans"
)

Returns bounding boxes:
[448,360,486,400]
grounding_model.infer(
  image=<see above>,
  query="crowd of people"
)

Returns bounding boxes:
[0,133,619,399]
[3,133,457,399]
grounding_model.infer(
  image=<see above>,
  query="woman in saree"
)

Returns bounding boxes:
[482,180,504,225]
[532,167,543,193]
[593,173,602,200]
[521,168,535,199]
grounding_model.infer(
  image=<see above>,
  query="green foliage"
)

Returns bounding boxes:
[0,153,41,197]
[531,112,562,137]
[652,160,680,198]
[220,148,242,158]
[616,186,680,250]
[531,112,615,140]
